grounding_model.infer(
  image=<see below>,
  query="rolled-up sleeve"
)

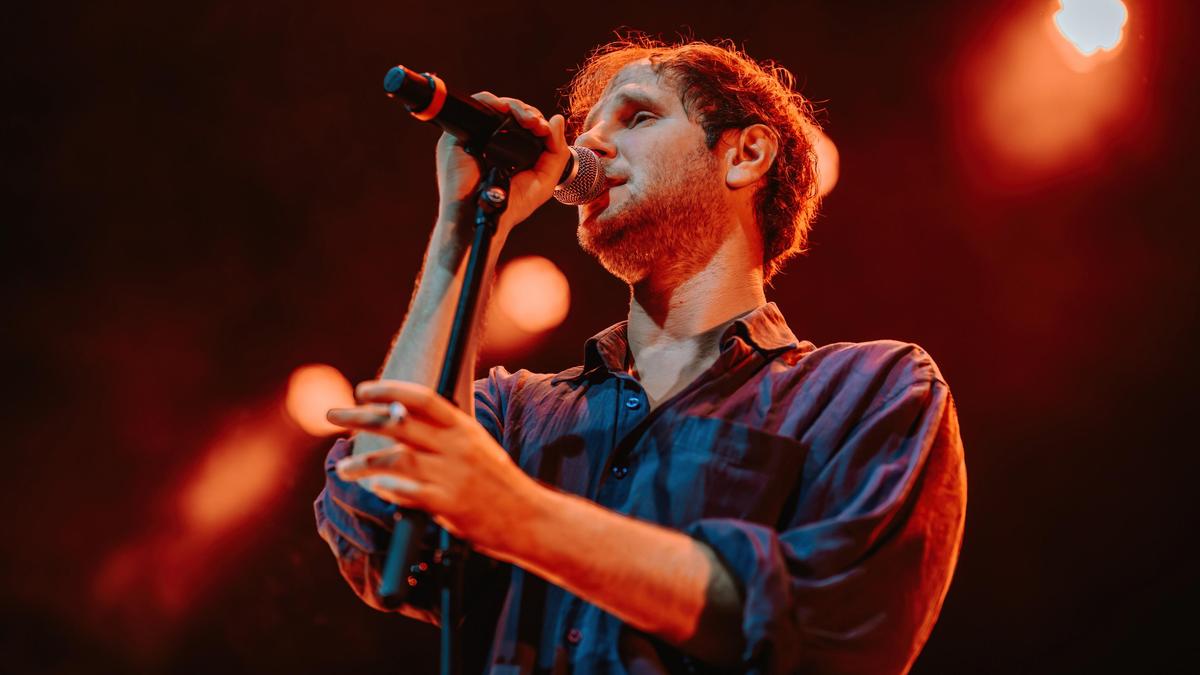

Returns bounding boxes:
[687,370,967,674]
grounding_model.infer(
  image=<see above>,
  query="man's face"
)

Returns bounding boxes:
[574,61,730,284]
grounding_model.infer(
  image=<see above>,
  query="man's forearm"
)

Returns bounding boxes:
[491,483,746,666]
[354,219,505,456]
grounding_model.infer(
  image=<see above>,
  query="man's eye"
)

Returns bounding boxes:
[629,111,655,127]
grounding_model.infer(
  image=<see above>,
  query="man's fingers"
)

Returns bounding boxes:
[360,475,426,509]
[336,443,443,482]
[471,91,503,109]
[362,475,420,494]
[340,450,453,511]
[509,101,551,137]
[326,403,452,453]
[470,91,551,137]
[546,114,567,153]
[326,403,398,429]
[351,380,462,427]
[532,114,570,176]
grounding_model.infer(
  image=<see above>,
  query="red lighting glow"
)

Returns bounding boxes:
[91,400,313,650]
[953,0,1145,188]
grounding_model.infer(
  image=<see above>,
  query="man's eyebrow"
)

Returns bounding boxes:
[583,89,662,131]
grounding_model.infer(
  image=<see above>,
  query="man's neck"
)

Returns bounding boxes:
[625,237,767,408]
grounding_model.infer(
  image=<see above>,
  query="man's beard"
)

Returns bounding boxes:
[577,146,729,285]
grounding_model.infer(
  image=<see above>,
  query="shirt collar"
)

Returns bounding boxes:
[553,302,804,384]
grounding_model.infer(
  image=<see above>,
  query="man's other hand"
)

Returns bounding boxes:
[327,380,540,557]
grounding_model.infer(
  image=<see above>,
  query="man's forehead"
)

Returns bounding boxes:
[583,60,679,127]
[605,59,659,91]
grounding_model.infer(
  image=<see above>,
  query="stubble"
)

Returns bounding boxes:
[577,144,729,285]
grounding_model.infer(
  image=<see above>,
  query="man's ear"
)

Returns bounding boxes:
[724,124,779,189]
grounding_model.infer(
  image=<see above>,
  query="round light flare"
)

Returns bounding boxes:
[812,126,840,198]
[286,363,356,436]
[1054,0,1128,57]
[495,256,570,333]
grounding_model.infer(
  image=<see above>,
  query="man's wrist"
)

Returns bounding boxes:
[478,475,558,565]
[429,216,509,267]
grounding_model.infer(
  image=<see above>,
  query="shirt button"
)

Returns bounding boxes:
[624,395,641,410]
[610,464,630,479]
[566,627,583,644]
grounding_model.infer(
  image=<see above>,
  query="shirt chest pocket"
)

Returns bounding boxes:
[628,416,807,526]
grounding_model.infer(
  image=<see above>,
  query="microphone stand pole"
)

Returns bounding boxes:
[378,164,510,675]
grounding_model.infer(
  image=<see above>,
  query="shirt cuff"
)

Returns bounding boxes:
[315,437,399,554]
[685,518,800,670]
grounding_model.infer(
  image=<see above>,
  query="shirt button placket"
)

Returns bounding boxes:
[610,385,642,483]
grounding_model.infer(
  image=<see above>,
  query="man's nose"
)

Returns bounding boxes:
[575,124,616,160]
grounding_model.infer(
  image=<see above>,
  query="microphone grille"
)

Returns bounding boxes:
[554,147,606,206]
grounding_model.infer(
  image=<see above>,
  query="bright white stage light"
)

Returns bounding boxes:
[1054,0,1128,56]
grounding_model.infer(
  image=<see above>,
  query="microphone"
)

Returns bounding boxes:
[383,65,605,205]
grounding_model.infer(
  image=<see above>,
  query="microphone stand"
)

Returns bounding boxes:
[378,162,510,675]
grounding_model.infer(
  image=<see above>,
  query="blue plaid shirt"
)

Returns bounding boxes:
[315,303,966,674]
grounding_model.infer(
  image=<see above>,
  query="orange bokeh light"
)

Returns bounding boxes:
[285,363,356,436]
[812,126,840,198]
[495,256,570,333]
[179,423,291,531]
[483,256,572,357]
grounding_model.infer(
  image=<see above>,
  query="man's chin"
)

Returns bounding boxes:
[585,245,650,285]
[577,220,657,285]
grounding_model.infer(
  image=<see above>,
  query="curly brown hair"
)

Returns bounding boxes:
[564,34,823,282]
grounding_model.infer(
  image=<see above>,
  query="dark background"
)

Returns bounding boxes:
[3,0,1198,672]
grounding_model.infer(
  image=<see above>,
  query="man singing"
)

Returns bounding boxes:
[315,36,967,674]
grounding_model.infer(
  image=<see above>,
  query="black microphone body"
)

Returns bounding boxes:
[384,65,604,205]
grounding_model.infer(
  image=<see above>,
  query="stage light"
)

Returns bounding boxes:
[495,256,570,333]
[1054,0,1128,56]
[812,126,840,198]
[953,0,1143,187]
[285,363,356,436]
